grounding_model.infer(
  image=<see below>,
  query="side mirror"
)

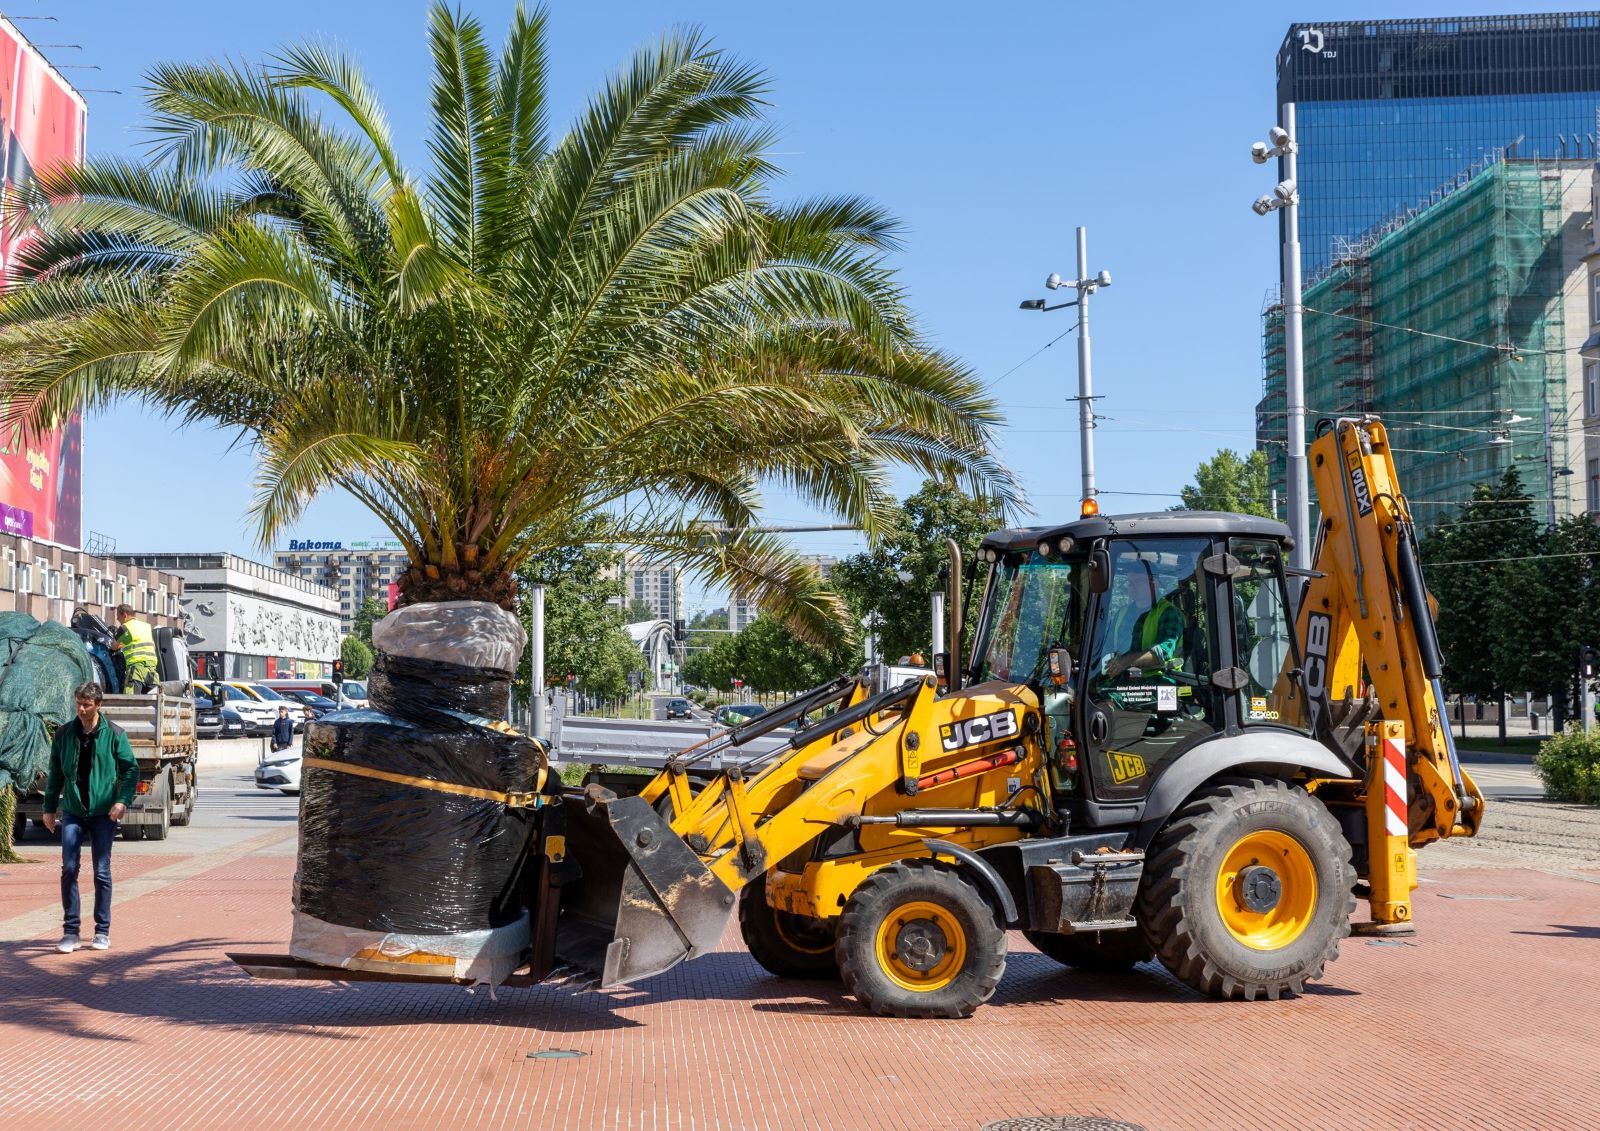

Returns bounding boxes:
[1087,548,1112,594]
[1046,645,1074,688]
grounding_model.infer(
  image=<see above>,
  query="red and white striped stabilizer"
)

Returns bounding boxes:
[1382,737,1408,837]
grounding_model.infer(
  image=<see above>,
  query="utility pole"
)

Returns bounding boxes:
[1019,228,1112,505]
[1279,104,1310,570]
[1074,227,1098,501]
[1252,110,1309,568]
[529,582,546,739]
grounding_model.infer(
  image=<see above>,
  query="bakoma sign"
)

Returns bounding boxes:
[286,538,404,552]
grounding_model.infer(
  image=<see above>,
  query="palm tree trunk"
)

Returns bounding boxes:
[397,553,518,610]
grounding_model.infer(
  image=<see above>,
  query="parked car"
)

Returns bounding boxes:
[664,697,693,720]
[715,703,767,728]
[262,678,370,709]
[276,688,341,720]
[254,749,302,795]
[237,682,319,732]
[196,696,247,739]
[198,683,275,735]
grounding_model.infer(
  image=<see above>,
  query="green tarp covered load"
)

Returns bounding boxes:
[0,613,97,794]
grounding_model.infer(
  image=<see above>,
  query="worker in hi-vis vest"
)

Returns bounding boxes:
[1101,567,1186,686]
[110,603,160,694]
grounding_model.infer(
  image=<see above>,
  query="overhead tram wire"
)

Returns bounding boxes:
[987,324,1079,389]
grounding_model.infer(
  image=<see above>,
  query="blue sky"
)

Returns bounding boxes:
[51,0,1565,613]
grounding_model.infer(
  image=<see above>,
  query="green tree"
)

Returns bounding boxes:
[625,600,658,624]
[682,616,848,694]
[352,597,388,646]
[516,541,643,700]
[831,479,1001,661]
[340,635,374,679]
[690,610,729,631]
[0,3,1014,645]
[1490,513,1600,725]
[1420,469,1541,741]
[1179,449,1272,517]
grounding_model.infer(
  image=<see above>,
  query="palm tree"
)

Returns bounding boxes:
[0,4,1015,644]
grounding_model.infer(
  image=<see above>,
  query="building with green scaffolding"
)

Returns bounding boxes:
[1257,158,1593,527]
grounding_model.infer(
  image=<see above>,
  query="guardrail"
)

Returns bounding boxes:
[549,714,794,770]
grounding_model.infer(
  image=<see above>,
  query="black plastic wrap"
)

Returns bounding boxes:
[366,652,509,721]
[293,655,544,935]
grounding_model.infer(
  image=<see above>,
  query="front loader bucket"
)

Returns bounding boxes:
[553,785,736,988]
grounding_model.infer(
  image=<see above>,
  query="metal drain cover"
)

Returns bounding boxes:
[526,1049,587,1060]
[983,1119,1146,1131]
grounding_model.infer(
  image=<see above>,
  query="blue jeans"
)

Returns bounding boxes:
[60,812,117,937]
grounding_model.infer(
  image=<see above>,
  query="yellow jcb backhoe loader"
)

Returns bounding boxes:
[233,415,1483,1018]
[528,415,1482,1017]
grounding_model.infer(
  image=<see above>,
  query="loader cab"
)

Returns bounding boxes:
[968,513,1308,818]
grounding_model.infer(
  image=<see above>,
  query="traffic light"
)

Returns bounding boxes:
[732,676,744,689]
[1582,645,1600,679]
[332,658,344,686]
[674,618,686,643]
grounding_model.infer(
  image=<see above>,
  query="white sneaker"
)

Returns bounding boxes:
[91,933,110,951]
[56,935,79,953]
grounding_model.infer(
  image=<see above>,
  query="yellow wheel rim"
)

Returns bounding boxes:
[874,900,967,991]
[1215,829,1318,952]
[773,911,835,956]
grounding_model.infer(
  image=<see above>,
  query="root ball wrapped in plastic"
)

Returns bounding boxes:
[290,601,551,984]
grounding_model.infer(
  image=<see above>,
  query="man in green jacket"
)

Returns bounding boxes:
[43,682,137,953]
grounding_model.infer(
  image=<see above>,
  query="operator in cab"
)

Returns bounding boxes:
[1101,567,1186,687]
[109,603,159,694]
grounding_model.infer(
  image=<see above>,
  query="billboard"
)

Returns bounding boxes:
[0,19,85,548]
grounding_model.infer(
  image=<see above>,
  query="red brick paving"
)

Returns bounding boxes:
[1,851,179,920]
[1,853,1597,1131]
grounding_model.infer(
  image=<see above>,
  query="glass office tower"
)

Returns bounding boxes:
[1278,13,1600,273]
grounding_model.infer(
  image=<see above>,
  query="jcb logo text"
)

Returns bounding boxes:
[940,709,1018,752]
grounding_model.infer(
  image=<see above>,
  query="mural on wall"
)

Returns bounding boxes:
[179,592,340,660]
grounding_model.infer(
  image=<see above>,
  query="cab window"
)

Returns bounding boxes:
[969,552,1087,685]
[1229,538,1308,733]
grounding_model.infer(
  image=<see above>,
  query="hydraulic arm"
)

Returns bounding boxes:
[1297,416,1484,929]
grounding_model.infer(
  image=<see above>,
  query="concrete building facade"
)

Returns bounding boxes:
[120,553,340,681]
[622,552,683,624]
[273,538,407,636]
[730,554,838,632]
[0,533,185,633]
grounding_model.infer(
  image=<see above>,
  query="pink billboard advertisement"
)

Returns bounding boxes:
[0,20,84,548]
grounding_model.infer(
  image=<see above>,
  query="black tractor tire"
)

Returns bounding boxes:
[1025,927,1152,971]
[836,860,1006,1019]
[1136,777,1355,1001]
[738,881,840,979]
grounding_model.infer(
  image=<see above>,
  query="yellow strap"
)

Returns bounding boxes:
[302,756,547,808]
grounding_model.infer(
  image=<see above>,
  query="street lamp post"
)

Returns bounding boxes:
[1251,110,1309,569]
[1020,226,1112,504]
